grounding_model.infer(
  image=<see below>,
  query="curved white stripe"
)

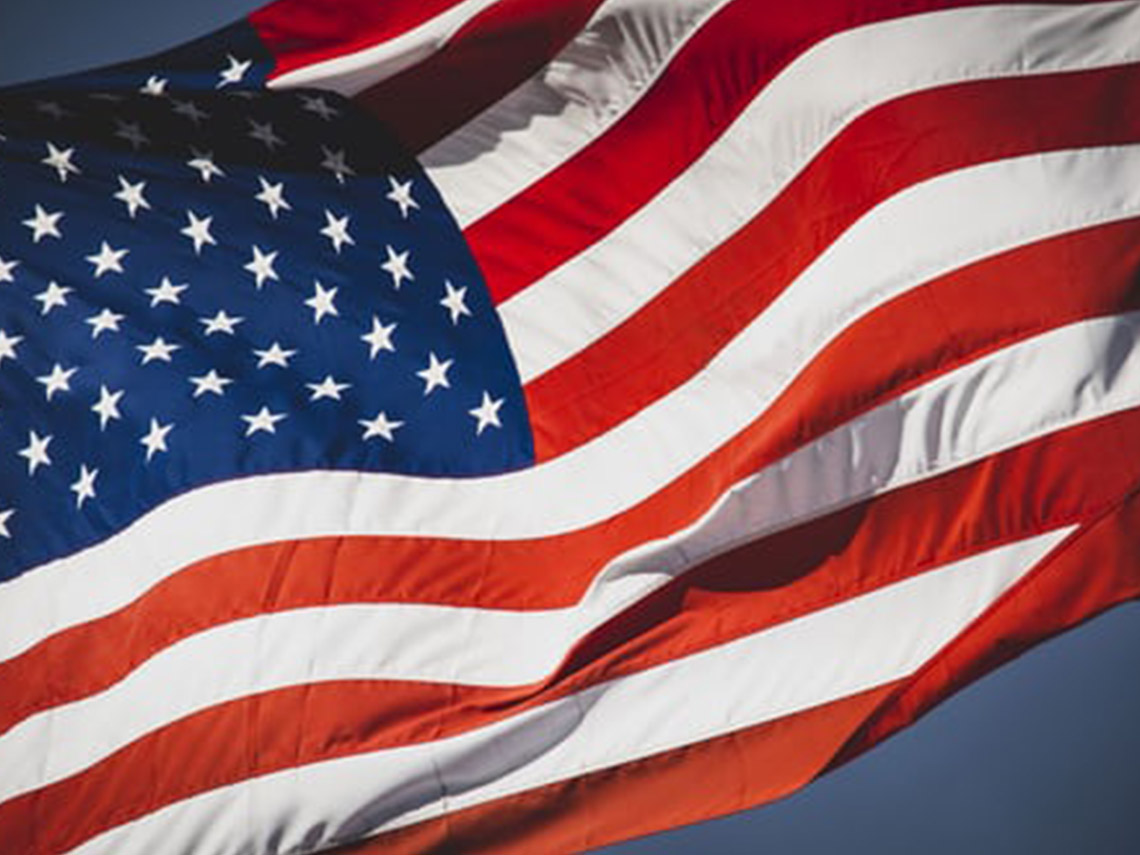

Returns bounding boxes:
[423,0,733,226]
[498,0,1140,381]
[6,312,1140,802]
[266,0,504,94]
[4,144,1140,663]
[68,527,1074,855]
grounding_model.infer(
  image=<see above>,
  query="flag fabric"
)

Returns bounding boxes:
[2,1,1140,853]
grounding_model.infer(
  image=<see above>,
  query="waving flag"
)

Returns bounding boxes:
[2,1,1140,853]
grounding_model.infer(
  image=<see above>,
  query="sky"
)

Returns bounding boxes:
[2,2,1139,853]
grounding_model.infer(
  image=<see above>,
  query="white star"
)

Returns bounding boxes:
[114,176,150,217]
[440,280,472,325]
[320,146,353,183]
[247,119,284,150]
[91,384,124,429]
[217,55,252,88]
[242,406,286,436]
[468,391,505,435]
[145,276,188,307]
[189,369,232,397]
[140,75,168,96]
[255,176,291,218]
[386,176,419,218]
[18,430,52,474]
[319,210,354,253]
[0,508,12,539]
[300,93,338,120]
[416,351,453,395]
[140,418,173,461]
[42,143,80,182]
[254,342,297,368]
[137,336,181,364]
[86,308,125,339]
[244,245,279,289]
[180,210,216,254]
[71,465,98,508]
[171,99,209,124]
[22,204,63,242]
[0,256,18,283]
[304,281,339,324]
[86,241,128,277]
[187,149,225,183]
[361,316,396,359]
[0,329,22,364]
[113,119,149,150]
[37,363,77,400]
[200,309,243,335]
[306,375,351,401]
[359,411,403,442]
[381,245,413,289]
[35,281,71,315]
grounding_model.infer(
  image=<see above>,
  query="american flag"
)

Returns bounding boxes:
[2,1,1140,853]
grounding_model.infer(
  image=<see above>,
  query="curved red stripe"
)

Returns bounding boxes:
[252,0,471,79]
[831,489,1140,771]
[523,63,1140,459]
[7,411,1140,853]
[4,215,1138,739]
[353,0,605,152]
[334,684,902,854]
[336,494,1140,854]
[465,0,1104,304]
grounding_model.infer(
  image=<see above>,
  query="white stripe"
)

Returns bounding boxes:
[7,311,1140,802]
[68,527,1074,855]
[423,0,733,226]
[4,144,1140,662]
[497,0,1140,381]
[266,0,504,94]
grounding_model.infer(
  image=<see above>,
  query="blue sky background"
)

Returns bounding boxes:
[2,3,1139,853]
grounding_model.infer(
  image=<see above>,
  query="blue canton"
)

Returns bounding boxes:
[0,38,534,580]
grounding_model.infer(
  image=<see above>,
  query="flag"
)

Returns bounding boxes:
[2,1,1140,853]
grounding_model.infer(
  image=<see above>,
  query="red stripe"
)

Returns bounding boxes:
[334,493,1140,854]
[831,488,1140,770]
[252,0,470,79]
[4,215,1138,738]
[523,63,1140,459]
[465,0,1104,305]
[339,684,903,855]
[7,407,1140,853]
[352,0,605,152]
[1,683,901,855]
